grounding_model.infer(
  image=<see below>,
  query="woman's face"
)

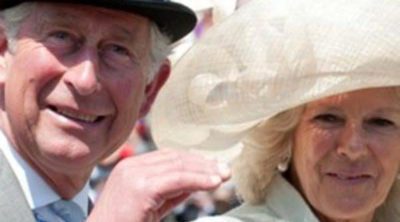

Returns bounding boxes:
[291,87,400,221]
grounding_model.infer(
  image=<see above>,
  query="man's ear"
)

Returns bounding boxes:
[0,22,8,110]
[138,59,171,118]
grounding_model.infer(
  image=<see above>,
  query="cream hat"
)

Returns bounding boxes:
[172,0,213,12]
[151,0,400,160]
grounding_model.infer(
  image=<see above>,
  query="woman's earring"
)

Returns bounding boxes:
[277,158,289,172]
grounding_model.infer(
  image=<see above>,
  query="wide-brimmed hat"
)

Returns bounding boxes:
[173,0,213,12]
[151,0,400,160]
[0,0,196,42]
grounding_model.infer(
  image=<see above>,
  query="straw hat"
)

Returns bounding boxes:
[151,0,400,160]
[172,0,213,12]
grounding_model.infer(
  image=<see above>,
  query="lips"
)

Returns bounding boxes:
[49,105,104,123]
[326,172,371,180]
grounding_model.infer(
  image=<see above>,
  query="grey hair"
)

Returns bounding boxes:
[232,106,304,204]
[0,2,172,82]
[0,2,34,50]
[148,22,172,82]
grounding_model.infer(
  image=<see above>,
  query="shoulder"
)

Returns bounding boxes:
[192,203,285,222]
[192,215,243,222]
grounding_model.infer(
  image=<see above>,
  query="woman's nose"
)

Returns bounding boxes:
[337,123,369,160]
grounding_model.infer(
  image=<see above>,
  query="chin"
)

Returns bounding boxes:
[41,147,97,171]
[318,198,376,221]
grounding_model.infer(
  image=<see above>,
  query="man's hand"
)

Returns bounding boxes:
[87,149,231,222]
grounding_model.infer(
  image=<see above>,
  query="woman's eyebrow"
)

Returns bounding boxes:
[373,107,400,115]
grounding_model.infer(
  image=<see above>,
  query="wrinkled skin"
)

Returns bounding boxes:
[291,88,400,222]
[0,3,230,221]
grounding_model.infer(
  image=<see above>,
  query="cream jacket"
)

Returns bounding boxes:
[193,175,319,222]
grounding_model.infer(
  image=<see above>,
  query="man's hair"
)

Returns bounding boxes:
[0,2,172,82]
[0,2,32,49]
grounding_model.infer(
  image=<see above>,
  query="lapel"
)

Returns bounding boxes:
[0,150,35,222]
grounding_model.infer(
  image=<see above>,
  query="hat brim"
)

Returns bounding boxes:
[150,0,400,160]
[0,0,197,42]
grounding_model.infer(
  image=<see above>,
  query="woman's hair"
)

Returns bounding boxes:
[232,105,304,204]
[233,87,400,220]
[0,2,171,83]
[374,87,400,221]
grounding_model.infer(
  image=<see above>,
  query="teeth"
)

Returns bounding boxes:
[57,108,98,123]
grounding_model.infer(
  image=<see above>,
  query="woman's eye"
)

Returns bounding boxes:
[313,114,343,123]
[367,118,395,127]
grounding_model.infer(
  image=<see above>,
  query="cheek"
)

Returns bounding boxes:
[114,78,145,109]
[309,132,334,162]
[6,49,64,113]
[107,73,147,127]
[294,127,335,167]
[103,78,146,150]
[8,46,66,94]
[371,139,400,178]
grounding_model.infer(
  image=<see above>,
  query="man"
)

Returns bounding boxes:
[0,1,231,221]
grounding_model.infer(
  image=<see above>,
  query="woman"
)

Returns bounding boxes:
[151,0,400,221]
[207,87,400,221]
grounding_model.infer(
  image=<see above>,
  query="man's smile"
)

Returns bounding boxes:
[48,105,106,124]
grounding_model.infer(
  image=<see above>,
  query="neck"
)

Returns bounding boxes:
[20,147,91,199]
[0,111,91,199]
[317,212,374,222]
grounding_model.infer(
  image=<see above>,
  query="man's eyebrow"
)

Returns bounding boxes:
[113,26,141,42]
[42,11,81,25]
[34,11,80,34]
[38,11,137,39]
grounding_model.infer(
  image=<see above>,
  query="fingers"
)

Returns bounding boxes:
[89,149,232,222]
[157,192,191,218]
[123,150,231,201]
[125,149,231,181]
[149,170,224,197]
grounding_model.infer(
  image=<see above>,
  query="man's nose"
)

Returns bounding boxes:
[337,123,369,160]
[63,49,101,96]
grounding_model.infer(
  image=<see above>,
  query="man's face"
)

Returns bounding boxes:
[0,3,153,177]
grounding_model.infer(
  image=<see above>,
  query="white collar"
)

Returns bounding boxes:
[0,130,89,215]
[266,174,319,222]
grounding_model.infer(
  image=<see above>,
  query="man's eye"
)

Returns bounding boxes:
[48,31,74,43]
[110,45,130,56]
[101,44,137,68]
[45,31,79,53]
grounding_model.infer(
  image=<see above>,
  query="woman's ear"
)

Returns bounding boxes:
[0,21,8,83]
[138,59,171,118]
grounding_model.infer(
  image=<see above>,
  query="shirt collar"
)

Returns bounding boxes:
[266,174,319,222]
[0,130,89,215]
